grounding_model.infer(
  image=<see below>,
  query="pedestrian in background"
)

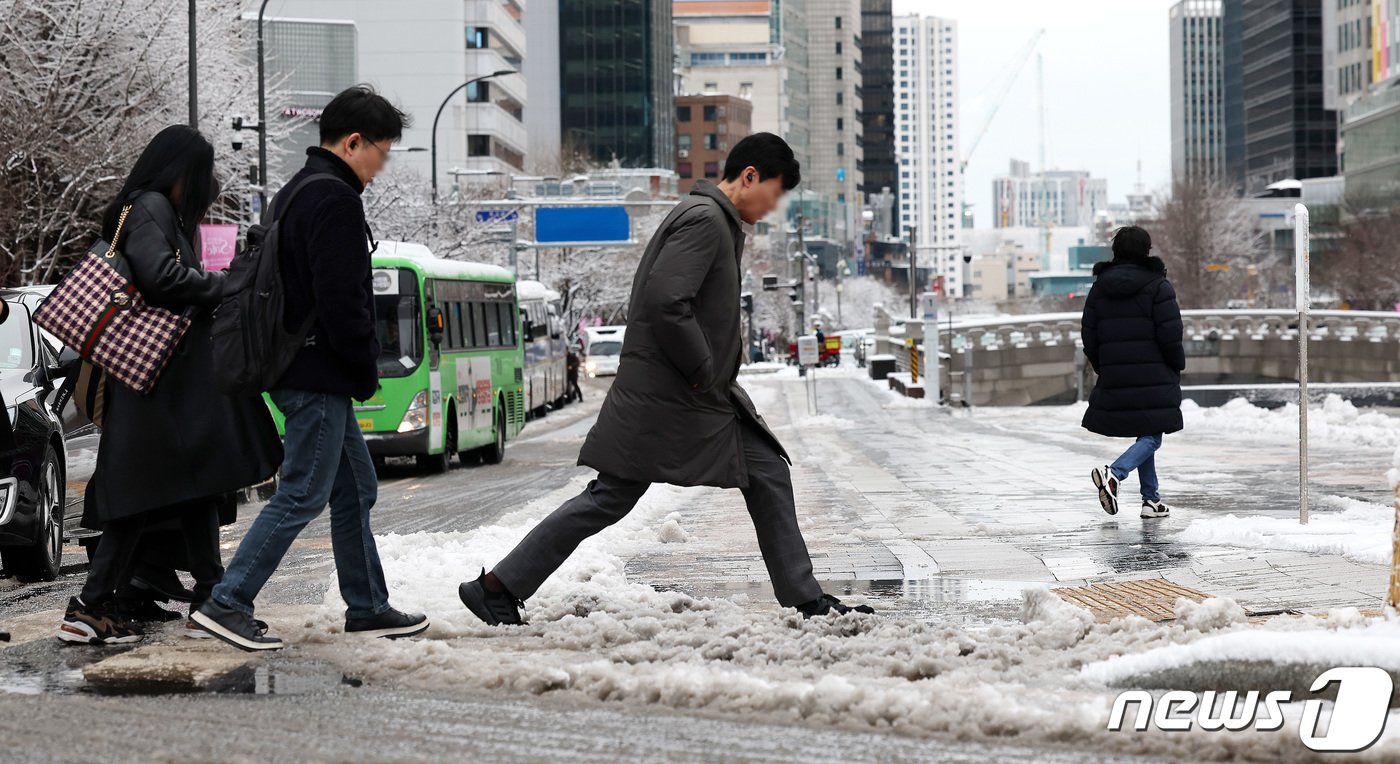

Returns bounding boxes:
[59,126,283,645]
[1082,226,1185,519]
[566,344,584,402]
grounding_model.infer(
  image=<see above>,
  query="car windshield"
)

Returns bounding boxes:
[0,305,33,372]
[375,294,422,378]
[589,340,622,356]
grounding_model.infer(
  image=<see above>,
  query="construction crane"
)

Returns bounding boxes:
[960,28,1045,177]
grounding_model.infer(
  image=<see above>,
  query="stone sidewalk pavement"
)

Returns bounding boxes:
[626,368,1394,623]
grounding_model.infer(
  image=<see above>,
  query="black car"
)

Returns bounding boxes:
[0,288,98,581]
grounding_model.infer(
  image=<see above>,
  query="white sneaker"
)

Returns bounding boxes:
[1140,499,1171,519]
[1092,465,1120,515]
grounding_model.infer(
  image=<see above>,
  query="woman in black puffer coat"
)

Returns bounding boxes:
[1081,226,1185,519]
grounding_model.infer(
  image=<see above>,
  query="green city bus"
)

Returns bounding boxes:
[270,241,527,472]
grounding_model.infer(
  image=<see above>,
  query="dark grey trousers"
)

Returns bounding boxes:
[494,422,824,607]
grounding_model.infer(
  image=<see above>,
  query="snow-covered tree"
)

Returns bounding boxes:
[0,0,296,285]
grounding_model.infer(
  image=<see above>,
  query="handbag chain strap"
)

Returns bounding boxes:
[102,204,182,264]
[103,205,133,260]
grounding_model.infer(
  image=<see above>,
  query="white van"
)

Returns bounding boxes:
[583,325,626,377]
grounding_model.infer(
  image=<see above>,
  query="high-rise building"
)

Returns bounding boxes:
[251,0,527,192]
[1337,2,1400,203]
[860,0,897,236]
[551,0,674,168]
[993,160,1108,230]
[523,0,561,172]
[893,15,963,294]
[674,1,810,183]
[1169,1,1224,181]
[804,0,864,250]
[1221,0,1246,189]
[674,93,753,194]
[1324,0,1374,110]
[1234,0,1337,194]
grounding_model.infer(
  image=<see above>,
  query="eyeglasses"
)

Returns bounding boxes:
[366,140,392,162]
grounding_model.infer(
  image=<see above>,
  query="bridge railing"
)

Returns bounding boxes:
[868,308,1400,407]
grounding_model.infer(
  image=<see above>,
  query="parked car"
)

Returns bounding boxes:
[0,287,99,581]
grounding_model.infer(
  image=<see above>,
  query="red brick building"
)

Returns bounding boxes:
[675,94,753,194]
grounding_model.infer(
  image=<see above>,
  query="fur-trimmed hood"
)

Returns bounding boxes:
[1092,255,1167,277]
[1092,256,1169,298]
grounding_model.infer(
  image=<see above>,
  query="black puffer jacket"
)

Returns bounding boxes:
[1081,256,1186,438]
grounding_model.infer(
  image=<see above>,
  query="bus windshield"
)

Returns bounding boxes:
[376,294,423,377]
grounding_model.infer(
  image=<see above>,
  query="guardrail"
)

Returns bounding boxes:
[868,308,1400,407]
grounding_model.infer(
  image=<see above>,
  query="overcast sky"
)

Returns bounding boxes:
[891,0,1179,227]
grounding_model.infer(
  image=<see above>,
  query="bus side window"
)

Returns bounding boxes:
[485,301,501,346]
[450,302,465,350]
[498,302,516,346]
[472,302,488,348]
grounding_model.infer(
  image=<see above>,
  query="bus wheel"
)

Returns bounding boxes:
[419,412,455,474]
[482,403,506,465]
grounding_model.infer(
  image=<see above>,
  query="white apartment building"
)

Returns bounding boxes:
[249,0,528,192]
[893,14,963,295]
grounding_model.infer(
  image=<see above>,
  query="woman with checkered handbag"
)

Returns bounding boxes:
[57,126,282,645]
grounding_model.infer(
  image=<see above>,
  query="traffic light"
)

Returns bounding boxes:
[741,292,754,314]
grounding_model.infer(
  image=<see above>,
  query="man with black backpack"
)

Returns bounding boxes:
[193,85,428,650]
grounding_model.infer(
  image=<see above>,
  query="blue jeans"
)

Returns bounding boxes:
[1110,435,1162,502]
[210,390,390,620]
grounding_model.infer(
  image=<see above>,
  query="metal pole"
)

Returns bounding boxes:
[187,0,198,128]
[256,0,270,210]
[795,214,807,332]
[1295,203,1310,525]
[508,216,519,276]
[908,225,918,318]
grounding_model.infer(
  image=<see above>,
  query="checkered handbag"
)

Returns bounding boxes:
[33,204,191,395]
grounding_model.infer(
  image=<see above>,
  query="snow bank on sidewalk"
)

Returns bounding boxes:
[1081,616,1400,685]
[1176,495,1395,566]
[298,517,1399,759]
[1008,395,1400,452]
[1180,396,1400,451]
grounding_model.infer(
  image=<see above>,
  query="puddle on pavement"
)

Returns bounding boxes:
[0,646,358,697]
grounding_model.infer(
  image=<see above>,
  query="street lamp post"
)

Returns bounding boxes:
[431,70,516,203]
[256,0,271,210]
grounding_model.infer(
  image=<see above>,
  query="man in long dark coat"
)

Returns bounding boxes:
[458,133,873,624]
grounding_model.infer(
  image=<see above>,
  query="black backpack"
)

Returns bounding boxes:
[210,173,343,395]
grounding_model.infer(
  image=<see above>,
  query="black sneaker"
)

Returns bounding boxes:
[184,616,267,640]
[797,594,876,619]
[190,600,284,652]
[345,608,429,639]
[58,597,143,645]
[458,569,525,626]
[117,597,182,624]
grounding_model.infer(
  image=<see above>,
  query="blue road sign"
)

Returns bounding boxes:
[474,209,520,223]
[535,206,630,244]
